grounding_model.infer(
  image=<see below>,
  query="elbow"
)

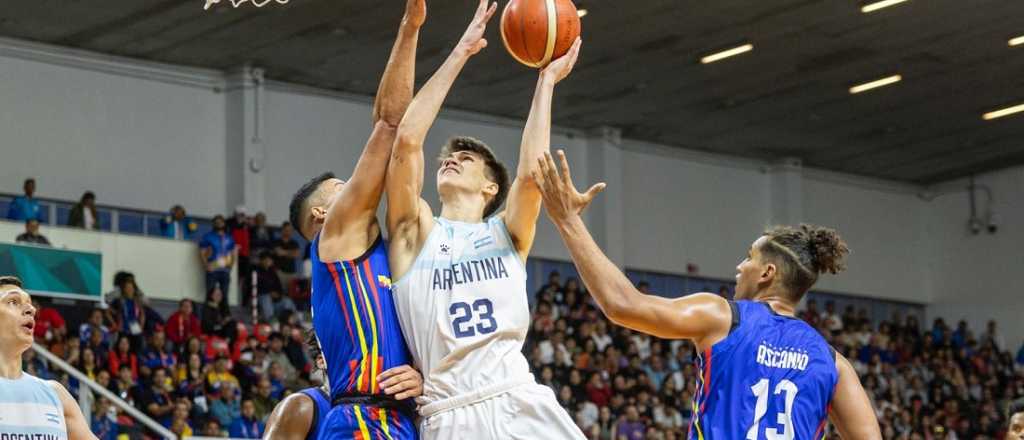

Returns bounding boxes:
[394,131,419,154]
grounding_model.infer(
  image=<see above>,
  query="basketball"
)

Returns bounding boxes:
[500,0,581,68]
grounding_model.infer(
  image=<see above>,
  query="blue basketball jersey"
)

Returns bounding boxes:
[689,301,837,440]
[299,387,331,440]
[310,234,413,399]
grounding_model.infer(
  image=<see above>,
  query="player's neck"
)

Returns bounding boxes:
[439,193,485,223]
[0,349,25,379]
[752,290,797,317]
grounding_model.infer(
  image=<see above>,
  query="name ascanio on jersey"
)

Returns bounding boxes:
[393,217,534,405]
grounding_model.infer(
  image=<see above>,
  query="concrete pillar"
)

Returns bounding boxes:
[769,157,804,226]
[585,126,626,267]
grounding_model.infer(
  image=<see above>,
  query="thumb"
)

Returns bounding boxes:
[584,183,607,200]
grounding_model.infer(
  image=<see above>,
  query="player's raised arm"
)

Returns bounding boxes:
[321,0,424,236]
[387,0,497,264]
[532,151,733,346]
[829,353,883,439]
[500,39,582,261]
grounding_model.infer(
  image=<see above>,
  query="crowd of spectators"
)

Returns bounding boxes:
[525,271,1024,440]
[28,269,318,439]
[10,175,1024,440]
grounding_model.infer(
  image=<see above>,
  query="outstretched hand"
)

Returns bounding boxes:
[404,0,426,28]
[541,38,582,84]
[532,150,606,223]
[456,0,498,56]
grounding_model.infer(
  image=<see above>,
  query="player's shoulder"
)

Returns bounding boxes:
[267,391,317,433]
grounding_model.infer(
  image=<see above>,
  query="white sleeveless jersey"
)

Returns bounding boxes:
[393,217,534,404]
[0,372,68,440]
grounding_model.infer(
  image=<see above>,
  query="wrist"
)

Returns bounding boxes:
[538,73,558,88]
[555,214,586,234]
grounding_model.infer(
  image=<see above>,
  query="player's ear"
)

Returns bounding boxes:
[761,263,776,284]
[482,181,499,198]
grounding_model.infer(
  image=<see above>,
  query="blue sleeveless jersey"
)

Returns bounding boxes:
[299,388,331,440]
[689,301,838,440]
[310,234,412,399]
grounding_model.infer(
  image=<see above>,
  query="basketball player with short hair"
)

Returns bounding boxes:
[287,0,426,437]
[531,151,882,439]
[0,276,98,440]
[384,0,584,438]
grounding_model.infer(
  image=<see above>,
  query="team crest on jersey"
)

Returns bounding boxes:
[377,275,392,288]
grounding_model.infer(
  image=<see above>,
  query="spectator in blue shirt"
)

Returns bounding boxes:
[228,399,264,439]
[7,178,41,221]
[200,215,236,296]
[143,329,177,371]
[160,205,197,240]
[90,397,119,440]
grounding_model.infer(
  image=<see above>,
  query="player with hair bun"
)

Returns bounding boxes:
[531,151,883,440]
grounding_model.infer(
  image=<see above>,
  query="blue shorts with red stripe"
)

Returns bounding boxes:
[316,404,418,440]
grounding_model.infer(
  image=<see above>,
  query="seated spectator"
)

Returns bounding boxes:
[229,398,265,439]
[159,205,197,240]
[7,178,41,221]
[108,335,139,381]
[272,222,301,290]
[107,277,145,348]
[32,297,66,343]
[616,405,646,440]
[137,367,175,427]
[207,355,240,391]
[91,397,118,440]
[201,215,236,294]
[176,352,207,400]
[79,308,111,348]
[200,419,224,438]
[111,364,136,404]
[68,191,99,230]
[201,286,235,338]
[17,219,51,246]
[251,377,278,421]
[84,323,111,356]
[249,212,274,259]
[255,251,285,321]
[209,381,241,428]
[143,330,177,371]
[266,333,297,380]
[168,400,194,438]
[166,299,203,346]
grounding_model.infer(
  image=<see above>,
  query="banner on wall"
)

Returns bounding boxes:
[0,243,102,301]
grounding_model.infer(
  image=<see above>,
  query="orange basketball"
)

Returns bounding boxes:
[500,0,581,68]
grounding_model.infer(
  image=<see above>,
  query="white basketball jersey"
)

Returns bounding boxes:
[393,217,534,405]
[0,372,68,440]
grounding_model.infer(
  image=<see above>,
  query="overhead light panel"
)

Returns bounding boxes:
[577,9,588,18]
[700,43,753,64]
[1010,35,1024,47]
[983,102,1024,121]
[849,74,902,94]
[861,0,910,13]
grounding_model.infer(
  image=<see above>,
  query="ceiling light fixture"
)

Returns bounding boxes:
[1009,35,1024,47]
[982,102,1024,121]
[861,0,910,13]
[849,74,902,94]
[577,9,587,17]
[700,43,753,64]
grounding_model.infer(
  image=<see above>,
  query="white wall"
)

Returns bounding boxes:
[0,39,227,217]
[926,167,1024,350]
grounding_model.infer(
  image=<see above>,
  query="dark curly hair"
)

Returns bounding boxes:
[759,224,849,299]
[438,136,510,219]
[289,172,336,241]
